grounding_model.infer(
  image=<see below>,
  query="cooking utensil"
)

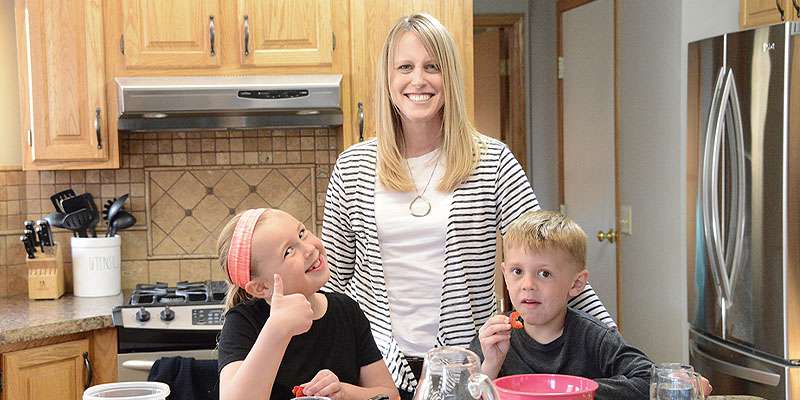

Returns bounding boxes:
[61,193,101,237]
[103,194,130,225]
[108,211,136,237]
[63,208,94,238]
[44,211,67,230]
[20,235,36,259]
[49,188,76,213]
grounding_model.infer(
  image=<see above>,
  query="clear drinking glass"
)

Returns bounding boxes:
[649,363,695,399]
[652,369,705,400]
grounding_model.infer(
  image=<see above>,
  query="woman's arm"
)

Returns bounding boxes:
[493,143,540,234]
[568,284,617,329]
[321,161,357,292]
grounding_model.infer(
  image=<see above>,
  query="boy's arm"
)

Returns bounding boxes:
[592,330,652,400]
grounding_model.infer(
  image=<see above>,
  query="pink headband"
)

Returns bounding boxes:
[226,208,268,288]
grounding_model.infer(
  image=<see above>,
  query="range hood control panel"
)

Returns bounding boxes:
[238,89,309,99]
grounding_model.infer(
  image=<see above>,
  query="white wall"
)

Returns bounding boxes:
[0,0,21,167]
[617,0,738,363]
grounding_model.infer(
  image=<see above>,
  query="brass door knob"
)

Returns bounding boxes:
[596,228,617,243]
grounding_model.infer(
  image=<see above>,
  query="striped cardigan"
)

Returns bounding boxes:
[321,137,615,392]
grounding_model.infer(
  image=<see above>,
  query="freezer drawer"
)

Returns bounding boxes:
[690,329,799,399]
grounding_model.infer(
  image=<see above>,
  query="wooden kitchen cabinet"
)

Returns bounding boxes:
[14,0,119,170]
[345,0,474,148]
[0,328,117,400]
[116,0,339,70]
[740,0,799,29]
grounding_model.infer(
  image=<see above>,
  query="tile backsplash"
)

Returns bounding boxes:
[0,128,339,297]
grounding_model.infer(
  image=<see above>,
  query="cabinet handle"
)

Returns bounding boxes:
[357,102,365,142]
[94,108,102,149]
[83,352,94,389]
[209,16,216,56]
[243,15,250,56]
[793,0,799,17]
[777,0,785,21]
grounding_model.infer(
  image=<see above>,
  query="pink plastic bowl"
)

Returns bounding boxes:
[494,374,599,400]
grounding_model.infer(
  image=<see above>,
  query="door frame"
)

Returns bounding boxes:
[473,14,527,172]
[556,0,623,329]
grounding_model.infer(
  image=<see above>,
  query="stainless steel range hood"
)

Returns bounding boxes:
[115,75,342,131]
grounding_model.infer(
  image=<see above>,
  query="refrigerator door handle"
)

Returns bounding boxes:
[710,68,734,302]
[726,69,747,297]
[701,67,727,302]
[690,343,782,386]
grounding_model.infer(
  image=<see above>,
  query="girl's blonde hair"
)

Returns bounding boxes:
[375,13,483,192]
[217,210,269,311]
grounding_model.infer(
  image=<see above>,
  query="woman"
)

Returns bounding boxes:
[321,13,615,397]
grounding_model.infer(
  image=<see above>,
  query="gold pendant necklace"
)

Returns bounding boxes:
[406,150,440,218]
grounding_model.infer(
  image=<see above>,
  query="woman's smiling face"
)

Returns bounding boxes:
[389,31,445,126]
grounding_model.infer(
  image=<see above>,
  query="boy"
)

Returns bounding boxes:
[469,210,651,400]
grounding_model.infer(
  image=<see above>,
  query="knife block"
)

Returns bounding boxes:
[26,243,65,300]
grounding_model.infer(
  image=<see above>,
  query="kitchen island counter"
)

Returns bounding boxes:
[0,293,123,347]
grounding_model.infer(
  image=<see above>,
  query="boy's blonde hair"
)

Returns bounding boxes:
[504,210,587,269]
[375,13,483,193]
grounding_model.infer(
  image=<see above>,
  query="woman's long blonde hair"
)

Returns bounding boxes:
[375,13,483,192]
[217,210,268,311]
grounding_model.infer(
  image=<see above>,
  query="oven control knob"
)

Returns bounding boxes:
[136,307,151,322]
[160,306,175,322]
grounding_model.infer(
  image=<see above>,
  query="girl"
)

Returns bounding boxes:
[217,208,399,400]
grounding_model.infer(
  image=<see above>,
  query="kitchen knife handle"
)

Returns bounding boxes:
[209,16,216,56]
[20,235,35,259]
[83,352,93,389]
[243,15,250,57]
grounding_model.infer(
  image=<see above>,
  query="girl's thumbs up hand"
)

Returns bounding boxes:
[268,274,314,338]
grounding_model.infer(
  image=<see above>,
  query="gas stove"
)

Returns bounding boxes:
[112,280,228,330]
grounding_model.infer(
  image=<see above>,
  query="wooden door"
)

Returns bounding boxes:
[347,0,474,148]
[3,339,90,400]
[237,0,334,67]
[121,0,222,69]
[558,0,620,322]
[15,0,111,169]
[740,0,792,28]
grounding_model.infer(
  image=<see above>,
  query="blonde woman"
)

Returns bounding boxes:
[321,13,614,398]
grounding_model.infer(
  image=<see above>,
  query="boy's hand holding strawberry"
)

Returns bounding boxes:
[477,312,523,379]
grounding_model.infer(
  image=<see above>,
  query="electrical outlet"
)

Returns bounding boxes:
[619,205,632,235]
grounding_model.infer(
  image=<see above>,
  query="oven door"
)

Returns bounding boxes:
[118,349,218,382]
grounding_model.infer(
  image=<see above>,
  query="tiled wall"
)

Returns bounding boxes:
[0,128,339,297]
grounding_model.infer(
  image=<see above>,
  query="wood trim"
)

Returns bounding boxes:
[612,0,621,332]
[558,0,597,12]
[474,14,527,172]
[90,327,118,384]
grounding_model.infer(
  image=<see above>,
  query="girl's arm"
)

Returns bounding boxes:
[343,360,400,400]
[219,275,314,400]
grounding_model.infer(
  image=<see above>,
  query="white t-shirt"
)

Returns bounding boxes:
[375,149,451,357]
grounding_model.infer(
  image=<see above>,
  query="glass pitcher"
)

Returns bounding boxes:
[412,347,500,400]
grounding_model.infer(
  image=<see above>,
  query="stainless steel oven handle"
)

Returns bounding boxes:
[122,359,156,371]
[690,343,781,386]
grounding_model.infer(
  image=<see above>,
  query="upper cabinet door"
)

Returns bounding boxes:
[347,0,473,147]
[122,0,222,69]
[15,0,110,168]
[237,0,334,67]
[740,0,793,28]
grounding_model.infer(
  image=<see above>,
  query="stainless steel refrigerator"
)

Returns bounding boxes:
[687,21,800,399]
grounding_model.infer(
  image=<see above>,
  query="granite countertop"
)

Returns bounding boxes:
[0,293,124,346]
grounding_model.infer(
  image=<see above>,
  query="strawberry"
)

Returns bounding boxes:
[509,311,524,329]
[292,385,305,397]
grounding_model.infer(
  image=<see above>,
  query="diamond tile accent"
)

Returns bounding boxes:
[147,165,315,257]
